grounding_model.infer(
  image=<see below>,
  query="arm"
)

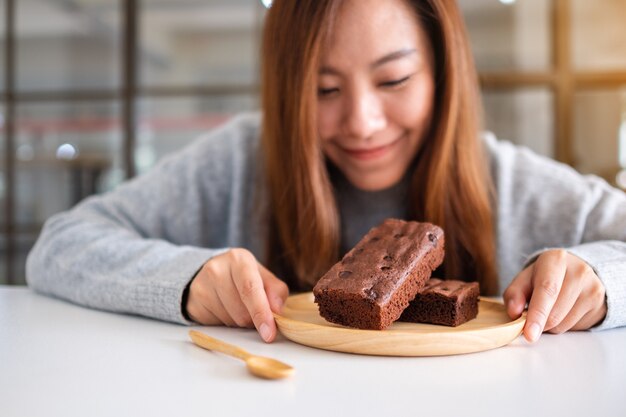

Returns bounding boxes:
[486,134,626,338]
[26,114,288,336]
[26,130,227,324]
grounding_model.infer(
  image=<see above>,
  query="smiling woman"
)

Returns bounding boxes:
[25,0,626,347]
[261,0,497,296]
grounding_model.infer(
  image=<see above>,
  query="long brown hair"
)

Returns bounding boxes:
[261,0,499,295]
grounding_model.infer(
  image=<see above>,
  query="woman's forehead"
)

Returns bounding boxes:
[320,0,429,68]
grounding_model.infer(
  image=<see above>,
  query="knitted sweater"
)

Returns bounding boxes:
[26,113,626,330]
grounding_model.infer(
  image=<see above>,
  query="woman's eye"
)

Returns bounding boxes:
[318,87,339,97]
[380,75,411,88]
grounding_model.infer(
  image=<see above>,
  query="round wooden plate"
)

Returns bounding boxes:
[274,292,526,356]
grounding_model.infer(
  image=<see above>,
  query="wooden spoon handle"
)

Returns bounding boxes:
[189,330,251,360]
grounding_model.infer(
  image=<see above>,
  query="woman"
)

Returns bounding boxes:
[27,0,625,344]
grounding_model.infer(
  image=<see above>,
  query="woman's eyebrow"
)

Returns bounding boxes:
[371,48,417,69]
[319,48,417,75]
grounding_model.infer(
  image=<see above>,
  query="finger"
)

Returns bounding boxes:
[571,303,607,331]
[208,285,238,327]
[543,270,584,332]
[503,264,533,319]
[258,263,289,314]
[570,279,607,330]
[215,270,255,328]
[547,294,589,334]
[231,255,276,343]
[553,262,606,332]
[216,288,255,328]
[524,250,568,343]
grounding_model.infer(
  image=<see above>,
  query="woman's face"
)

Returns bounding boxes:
[317,0,435,191]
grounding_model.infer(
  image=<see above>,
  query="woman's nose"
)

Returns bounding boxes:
[342,90,387,139]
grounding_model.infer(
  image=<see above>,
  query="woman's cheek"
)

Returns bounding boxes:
[389,75,433,118]
[317,102,340,141]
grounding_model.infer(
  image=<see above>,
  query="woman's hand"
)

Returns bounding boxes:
[185,248,289,343]
[503,249,607,343]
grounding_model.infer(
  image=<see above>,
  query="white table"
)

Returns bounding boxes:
[1,286,624,417]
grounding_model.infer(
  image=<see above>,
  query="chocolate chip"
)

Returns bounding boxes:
[365,288,378,301]
[339,270,352,278]
[428,233,437,242]
[380,266,391,271]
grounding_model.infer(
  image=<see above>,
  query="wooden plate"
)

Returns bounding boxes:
[274,292,526,356]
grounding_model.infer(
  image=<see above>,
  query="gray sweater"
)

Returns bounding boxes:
[26,113,626,330]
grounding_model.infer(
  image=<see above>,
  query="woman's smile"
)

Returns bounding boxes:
[335,134,405,162]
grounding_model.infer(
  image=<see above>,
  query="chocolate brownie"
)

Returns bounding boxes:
[400,278,479,327]
[313,219,445,330]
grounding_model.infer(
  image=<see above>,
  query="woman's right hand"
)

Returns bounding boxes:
[185,248,289,343]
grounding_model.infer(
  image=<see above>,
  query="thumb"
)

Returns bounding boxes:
[258,263,290,314]
[503,264,533,319]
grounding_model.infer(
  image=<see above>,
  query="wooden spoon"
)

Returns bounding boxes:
[188,330,295,380]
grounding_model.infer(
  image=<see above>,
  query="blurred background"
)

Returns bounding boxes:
[1,0,625,285]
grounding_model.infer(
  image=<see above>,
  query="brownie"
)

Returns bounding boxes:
[313,219,445,330]
[399,278,479,327]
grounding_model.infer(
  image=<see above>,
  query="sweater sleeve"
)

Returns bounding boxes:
[567,241,626,330]
[25,114,262,324]
[486,133,626,330]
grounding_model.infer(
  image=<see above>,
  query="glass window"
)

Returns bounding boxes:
[15,101,123,227]
[572,0,626,70]
[16,0,120,91]
[573,89,625,183]
[481,88,554,158]
[136,94,258,174]
[140,0,265,88]
[459,0,551,72]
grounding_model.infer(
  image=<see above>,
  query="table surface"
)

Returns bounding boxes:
[2,286,625,417]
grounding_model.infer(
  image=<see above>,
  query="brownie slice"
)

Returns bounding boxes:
[399,278,479,327]
[313,219,445,330]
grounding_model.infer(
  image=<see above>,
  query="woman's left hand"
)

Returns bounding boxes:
[503,249,607,343]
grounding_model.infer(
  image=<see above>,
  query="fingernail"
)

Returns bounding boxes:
[259,323,271,342]
[527,323,541,343]
[506,300,516,316]
[275,297,284,312]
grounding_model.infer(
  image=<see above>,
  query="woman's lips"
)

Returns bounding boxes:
[339,135,404,161]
